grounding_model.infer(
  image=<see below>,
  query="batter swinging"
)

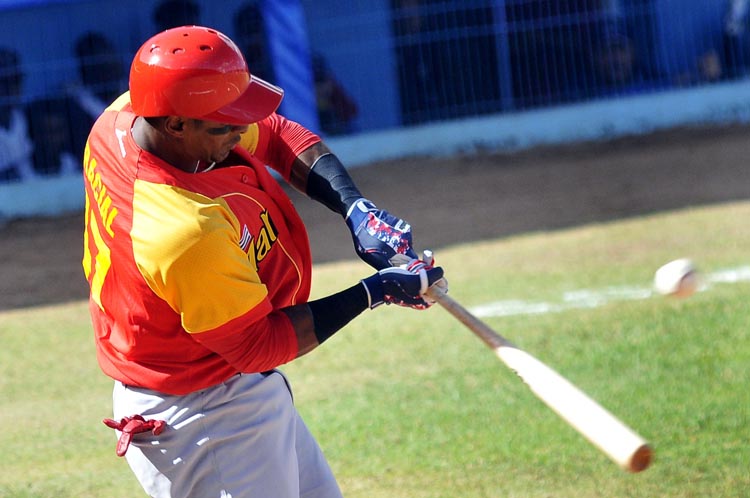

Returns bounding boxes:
[82,26,445,497]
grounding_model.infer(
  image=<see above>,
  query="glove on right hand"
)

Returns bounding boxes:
[361,259,444,310]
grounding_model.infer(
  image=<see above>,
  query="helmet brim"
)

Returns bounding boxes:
[201,75,284,125]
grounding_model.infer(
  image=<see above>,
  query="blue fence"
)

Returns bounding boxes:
[0,0,747,186]
[306,0,738,130]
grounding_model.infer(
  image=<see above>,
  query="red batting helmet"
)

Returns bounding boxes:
[129,25,283,124]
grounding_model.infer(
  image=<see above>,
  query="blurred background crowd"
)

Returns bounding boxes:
[1,0,749,184]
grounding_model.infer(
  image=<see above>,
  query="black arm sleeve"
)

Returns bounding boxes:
[307,282,370,344]
[305,152,363,217]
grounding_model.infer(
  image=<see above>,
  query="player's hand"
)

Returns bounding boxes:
[389,249,448,305]
[361,257,444,310]
[345,198,418,270]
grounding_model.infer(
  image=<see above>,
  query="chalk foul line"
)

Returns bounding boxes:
[470,265,750,318]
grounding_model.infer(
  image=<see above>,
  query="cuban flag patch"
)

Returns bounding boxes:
[239,224,252,252]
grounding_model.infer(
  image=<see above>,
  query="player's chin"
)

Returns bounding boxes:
[217,140,240,161]
[212,148,232,164]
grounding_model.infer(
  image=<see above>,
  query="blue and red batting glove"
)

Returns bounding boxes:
[346,198,419,270]
[361,256,445,310]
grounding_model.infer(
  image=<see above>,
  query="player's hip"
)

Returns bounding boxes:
[113,369,292,419]
[111,370,305,496]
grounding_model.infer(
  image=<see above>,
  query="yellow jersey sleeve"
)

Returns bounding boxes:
[131,179,269,333]
[104,91,133,112]
[238,123,260,155]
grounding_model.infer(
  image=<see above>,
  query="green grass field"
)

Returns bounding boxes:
[2,201,749,497]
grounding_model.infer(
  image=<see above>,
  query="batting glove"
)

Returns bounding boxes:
[361,257,444,310]
[346,198,418,270]
[391,250,449,304]
[103,415,166,457]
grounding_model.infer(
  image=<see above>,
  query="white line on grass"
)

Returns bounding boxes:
[471,265,750,318]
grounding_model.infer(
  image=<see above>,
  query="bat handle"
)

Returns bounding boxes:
[425,284,512,350]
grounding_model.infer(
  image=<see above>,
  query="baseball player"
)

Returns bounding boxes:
[82,25,445,498]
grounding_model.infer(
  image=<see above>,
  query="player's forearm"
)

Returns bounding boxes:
[282,282,370,357]
[192,283,369,370]
[290,142,363,217]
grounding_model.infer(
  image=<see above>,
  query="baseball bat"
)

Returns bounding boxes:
[424,284,653,473]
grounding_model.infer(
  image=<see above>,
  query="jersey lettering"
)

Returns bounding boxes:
[82,143,118,309]
[246,210,279,271]
[84,146,118,237]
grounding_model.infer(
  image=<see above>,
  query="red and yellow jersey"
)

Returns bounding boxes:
[82,93,320,395]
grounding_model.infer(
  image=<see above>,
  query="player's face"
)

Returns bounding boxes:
[186,119,249,164]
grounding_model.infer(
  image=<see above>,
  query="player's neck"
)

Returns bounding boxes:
[132,116,197,173]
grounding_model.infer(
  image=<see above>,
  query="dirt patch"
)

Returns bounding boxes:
[3,124,750,311]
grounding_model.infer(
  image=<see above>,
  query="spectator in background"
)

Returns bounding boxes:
[698,49,723,83]
[27,97,81,176]
[391,0,499,123]
[44,31,127,175]
[722,0,750,79]
[593,33,649,96]
[391,0,445,122]
[505,0,609,108]
[0,47,35,183]
[153,0,201,32]
[233,2,358,136]
[311,53,358,135]
[672,49,724,87]
[233,2,275,82]
[67,31,127,124]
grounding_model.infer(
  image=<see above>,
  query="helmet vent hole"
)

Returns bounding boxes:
[172,48,185,54]
[199,45,212,51]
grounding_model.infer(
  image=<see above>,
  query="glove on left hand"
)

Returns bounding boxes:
[392,250,448,305]
[361,258,444,310]
[346,198,418,270]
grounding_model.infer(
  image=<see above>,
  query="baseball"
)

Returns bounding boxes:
[653,258,698,298]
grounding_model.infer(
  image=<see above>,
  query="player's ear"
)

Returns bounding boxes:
[163,116,186,137]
